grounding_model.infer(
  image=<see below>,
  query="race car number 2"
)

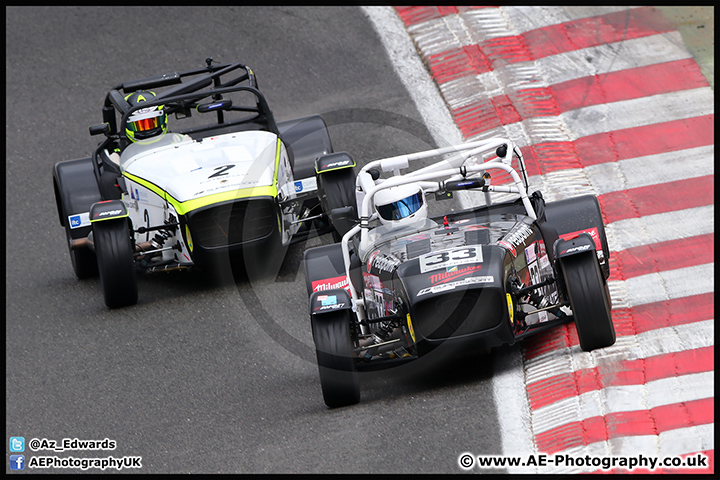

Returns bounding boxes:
[419,246,483,273]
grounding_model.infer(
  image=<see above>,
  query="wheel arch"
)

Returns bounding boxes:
[544,194,610,279]
[53,157,103,233]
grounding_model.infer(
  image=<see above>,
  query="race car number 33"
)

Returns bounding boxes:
[419,246,483,273]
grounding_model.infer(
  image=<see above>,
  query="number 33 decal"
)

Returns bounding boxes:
[419,246,483,273]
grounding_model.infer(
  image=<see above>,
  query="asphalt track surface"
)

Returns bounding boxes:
[6,7,504,474]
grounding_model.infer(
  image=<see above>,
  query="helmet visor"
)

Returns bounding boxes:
[377,192,423,221]
[127,106,164,133]
[128,116,159,132]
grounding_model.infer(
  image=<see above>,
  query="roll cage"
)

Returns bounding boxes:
[88,58,280,200]
[96,57,279,140]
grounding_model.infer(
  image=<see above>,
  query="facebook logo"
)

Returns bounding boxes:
[9,455,24,470]
[10,437,24,452]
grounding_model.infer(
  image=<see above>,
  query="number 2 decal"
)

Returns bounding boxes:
[419,246,483,273]
[209,164,234,178]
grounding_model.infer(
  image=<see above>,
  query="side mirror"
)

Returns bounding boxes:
[89,123,110,136]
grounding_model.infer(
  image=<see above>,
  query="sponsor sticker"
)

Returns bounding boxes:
[94,209,123,219]
[317,303,345,311]
[321,295,337,306]
[419,246,483,273]
[311,275,351,293]
[323,159,353,170]
[370,252,400,274]
[525,243,537,264]
[559,227,602,250]
[497,240,516,257]
[429,264,483,285]
[562,244,592,255]
[294,177,317,193]
[417,275,494,296]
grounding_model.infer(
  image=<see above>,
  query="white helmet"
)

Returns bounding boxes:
[374,182,427,228]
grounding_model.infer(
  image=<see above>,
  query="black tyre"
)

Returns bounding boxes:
[93,218,138,308]
[318,168,357,241]
[311,310,360,408]
[561,252,615,351]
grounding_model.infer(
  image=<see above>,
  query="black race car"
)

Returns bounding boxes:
[303,137,615,407]
[53,58,356,308]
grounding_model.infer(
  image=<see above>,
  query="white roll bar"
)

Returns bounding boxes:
[341,137,535,317]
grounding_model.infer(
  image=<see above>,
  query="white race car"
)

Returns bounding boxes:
[53,58,357,308]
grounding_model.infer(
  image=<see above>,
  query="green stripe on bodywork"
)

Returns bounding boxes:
[90,212,129,223]
[315,164,355,174]
[122,138,283,215]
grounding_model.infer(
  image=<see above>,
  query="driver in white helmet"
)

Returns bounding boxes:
[373,182,433,231]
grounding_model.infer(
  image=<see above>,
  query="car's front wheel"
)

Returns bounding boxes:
[93,218,138,308]
[560,252,615,351]
[311,310,360,408]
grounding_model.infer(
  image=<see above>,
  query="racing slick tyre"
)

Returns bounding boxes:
[560,252,616,352]
[318,168,357,241]
[311,310,360,408]
[93,218,138,308]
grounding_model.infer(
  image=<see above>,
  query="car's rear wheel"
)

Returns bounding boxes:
[93,218,138,308]
[311,310,360,408]
[560,252,615,351]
